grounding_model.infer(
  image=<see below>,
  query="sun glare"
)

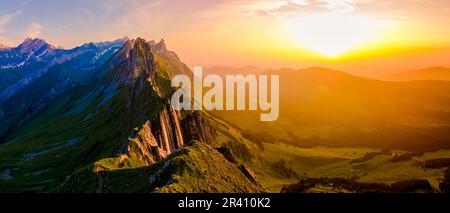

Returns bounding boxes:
[288,13,383,57]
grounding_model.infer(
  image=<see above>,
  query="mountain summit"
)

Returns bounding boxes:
[0,38,127,137]
[0,37,262,193]
[18,38,56,53]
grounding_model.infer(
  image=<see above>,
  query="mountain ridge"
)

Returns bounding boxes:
[0,37,128,139]
[0,37,262,193]
[386,66,450,82]
[2,37,449,193]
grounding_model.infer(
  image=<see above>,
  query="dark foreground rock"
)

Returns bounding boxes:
[281,177,435,193]
[440,168,450,193]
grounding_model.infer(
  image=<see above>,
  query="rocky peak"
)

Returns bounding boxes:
[113,38,159,87]
[103,37,171,97]
[153,39,167,52]
[18,38,55,54]
[90,37,129,49]
[99,37,214,166]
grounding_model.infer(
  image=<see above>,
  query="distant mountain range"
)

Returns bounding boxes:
[1,37,449,193]
[386,66,450,81]
[212,66,450,151]
[203,65,266,77]
[0,38,261,192]
[0,37,127,137]
[204,65,450,82]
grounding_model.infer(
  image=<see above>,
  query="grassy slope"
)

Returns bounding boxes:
[58,142,264,193]
[0,38,182,192]
[204,113,449,192]
[0,78,165,191]
[0,38,263,192]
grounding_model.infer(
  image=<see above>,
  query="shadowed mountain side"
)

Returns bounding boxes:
[0,38,217,192]
[281,177,435,193]
[0,38,127,140]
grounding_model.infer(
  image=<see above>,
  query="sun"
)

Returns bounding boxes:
[287,12,383,57]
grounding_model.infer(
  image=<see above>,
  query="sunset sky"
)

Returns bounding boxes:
[1,0,450,77]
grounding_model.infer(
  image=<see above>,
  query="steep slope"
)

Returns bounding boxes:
[59,142,264,193]
[0,38,63,93]
[0,38,127,139]
[150,39,192,78]
[0,38,175,191]
[0,38,261,193]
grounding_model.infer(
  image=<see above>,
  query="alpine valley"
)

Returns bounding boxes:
[1,38,450,193]
[0,37,263,192]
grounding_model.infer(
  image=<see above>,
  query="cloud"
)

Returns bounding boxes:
[112,0,210,39]
[25,22,43,38]
[250,0,358,18]
[0,10,22,33]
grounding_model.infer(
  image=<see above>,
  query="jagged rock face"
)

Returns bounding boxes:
[126,103,186,165]
[181,111,214,145]
[440,168,450,192]
[156,104,185,151]
[98,38,181,96]
[58,142,265,193]
[116,38,158,87]
[109,38,213,165]
[0,37,215,192]
[127,121,167,164]
[216,146,239,164]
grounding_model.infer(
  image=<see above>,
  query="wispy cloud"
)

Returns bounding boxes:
[246,0,358,19]
[0,10,22,33]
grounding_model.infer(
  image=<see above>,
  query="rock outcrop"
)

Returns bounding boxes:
[127,121,168,164]
[102,38,210,166]
[181,111,214,145]
[59,142,265,193]
[216,146,239,164]
[0,37,224,193]
[440,167,450,192]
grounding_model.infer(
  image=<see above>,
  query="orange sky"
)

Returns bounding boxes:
[1,0,450,77]
[165,0,450,77]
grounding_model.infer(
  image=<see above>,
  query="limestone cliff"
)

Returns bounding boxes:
[105,38,209,165]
